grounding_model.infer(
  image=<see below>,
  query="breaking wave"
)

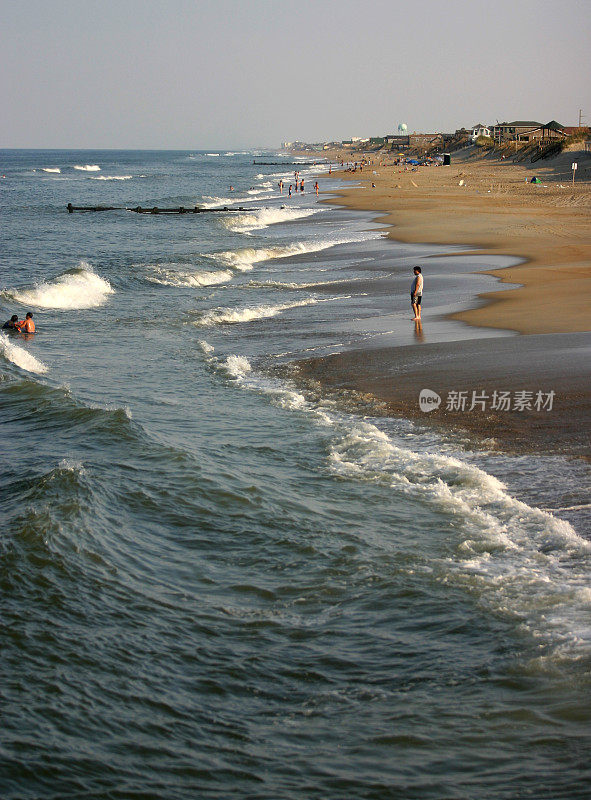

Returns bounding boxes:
[209,233,380,273]
[42,167,61,173]
[327,418,591,659]
[0,333,47,374]
[91,175,133,181]
[191,298,320,326]
[221,206,321,233]
[73,164,100,171]
[146,266,233,288]
[200,195,239,209]
[210,240,340,272]
[6,262,114,309]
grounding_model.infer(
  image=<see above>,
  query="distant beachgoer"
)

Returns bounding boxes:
[278,180,283,194]
[371,182,376,188]
[229,186,234,191]
[288,184,292,197]
[315,181,319,196]
[2,314,20,330]
[329,165,332,174]
[300,179,304,193]
[411,267,423,321]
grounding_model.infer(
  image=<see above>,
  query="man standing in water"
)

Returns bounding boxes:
[411,266,423,321]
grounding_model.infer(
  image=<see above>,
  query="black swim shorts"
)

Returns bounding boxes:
[411,294,422,305]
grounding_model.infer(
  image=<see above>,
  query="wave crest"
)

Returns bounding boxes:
[147,266,233,288]
[0,333,47,374]
[90,175,132,181]
[6,262,114,309]
[192,298,319,327]
[221,206,320,233]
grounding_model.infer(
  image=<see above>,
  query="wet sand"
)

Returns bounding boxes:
[291,333,591,458]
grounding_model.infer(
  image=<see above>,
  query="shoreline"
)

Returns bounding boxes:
[311,145,591,335]
[283,147,591,457]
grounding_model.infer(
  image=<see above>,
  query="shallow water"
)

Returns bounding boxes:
[1,149,590,799]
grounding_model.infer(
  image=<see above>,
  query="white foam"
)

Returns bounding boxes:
[221,206,321,233]
[42,167,61,173]
[211,240,341,272]
[247,276,362,290]
[146,266,233,288]
[73,164,100,171]
[0,333,47,374]
[8,262,114,309]
[220,354,252,378]
[58,458,85,474]
[326,417,591,657]
[90,175,133,181]
[206,153,220,157]
[200,195,237,209]
[192,298,320,327]
[198,340,215,355]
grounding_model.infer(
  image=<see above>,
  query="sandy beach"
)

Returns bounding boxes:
[289,144,591,456]
[316,145,591,334]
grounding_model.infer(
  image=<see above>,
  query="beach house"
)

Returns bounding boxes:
[491,120,565,142]
[470,123,491,141]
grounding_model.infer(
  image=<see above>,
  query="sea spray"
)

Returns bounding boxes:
[7,262,114,309]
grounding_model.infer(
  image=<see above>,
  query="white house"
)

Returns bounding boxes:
[470,123,491,141]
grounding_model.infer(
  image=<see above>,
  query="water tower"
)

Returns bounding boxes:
[398,123,408,135]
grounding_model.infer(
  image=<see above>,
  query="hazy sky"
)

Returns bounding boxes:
[2,0,589,149]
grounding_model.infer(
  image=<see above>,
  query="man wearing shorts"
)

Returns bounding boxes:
[411,266,423,321]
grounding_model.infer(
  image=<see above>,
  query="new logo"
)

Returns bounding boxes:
[419,389,441,412]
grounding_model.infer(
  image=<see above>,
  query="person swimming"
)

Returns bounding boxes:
[2,314,21,330]
[19,312,35,333]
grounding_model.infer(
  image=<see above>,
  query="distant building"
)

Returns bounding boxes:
[470,123,491,141]
[385,134,410,148]
[491,121,565,142]
[408,133,444,149]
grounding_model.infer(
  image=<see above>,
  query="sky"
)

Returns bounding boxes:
[1,0,590,149]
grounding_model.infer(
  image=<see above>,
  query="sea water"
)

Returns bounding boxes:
[1,150,590,799]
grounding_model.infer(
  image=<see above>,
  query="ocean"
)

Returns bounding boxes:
[1,149,590,799]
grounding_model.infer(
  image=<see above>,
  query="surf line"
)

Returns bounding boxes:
[66,204,257,214]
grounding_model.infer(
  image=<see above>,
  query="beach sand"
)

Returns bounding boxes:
[317,145,591,334]
[289,145,591,456]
